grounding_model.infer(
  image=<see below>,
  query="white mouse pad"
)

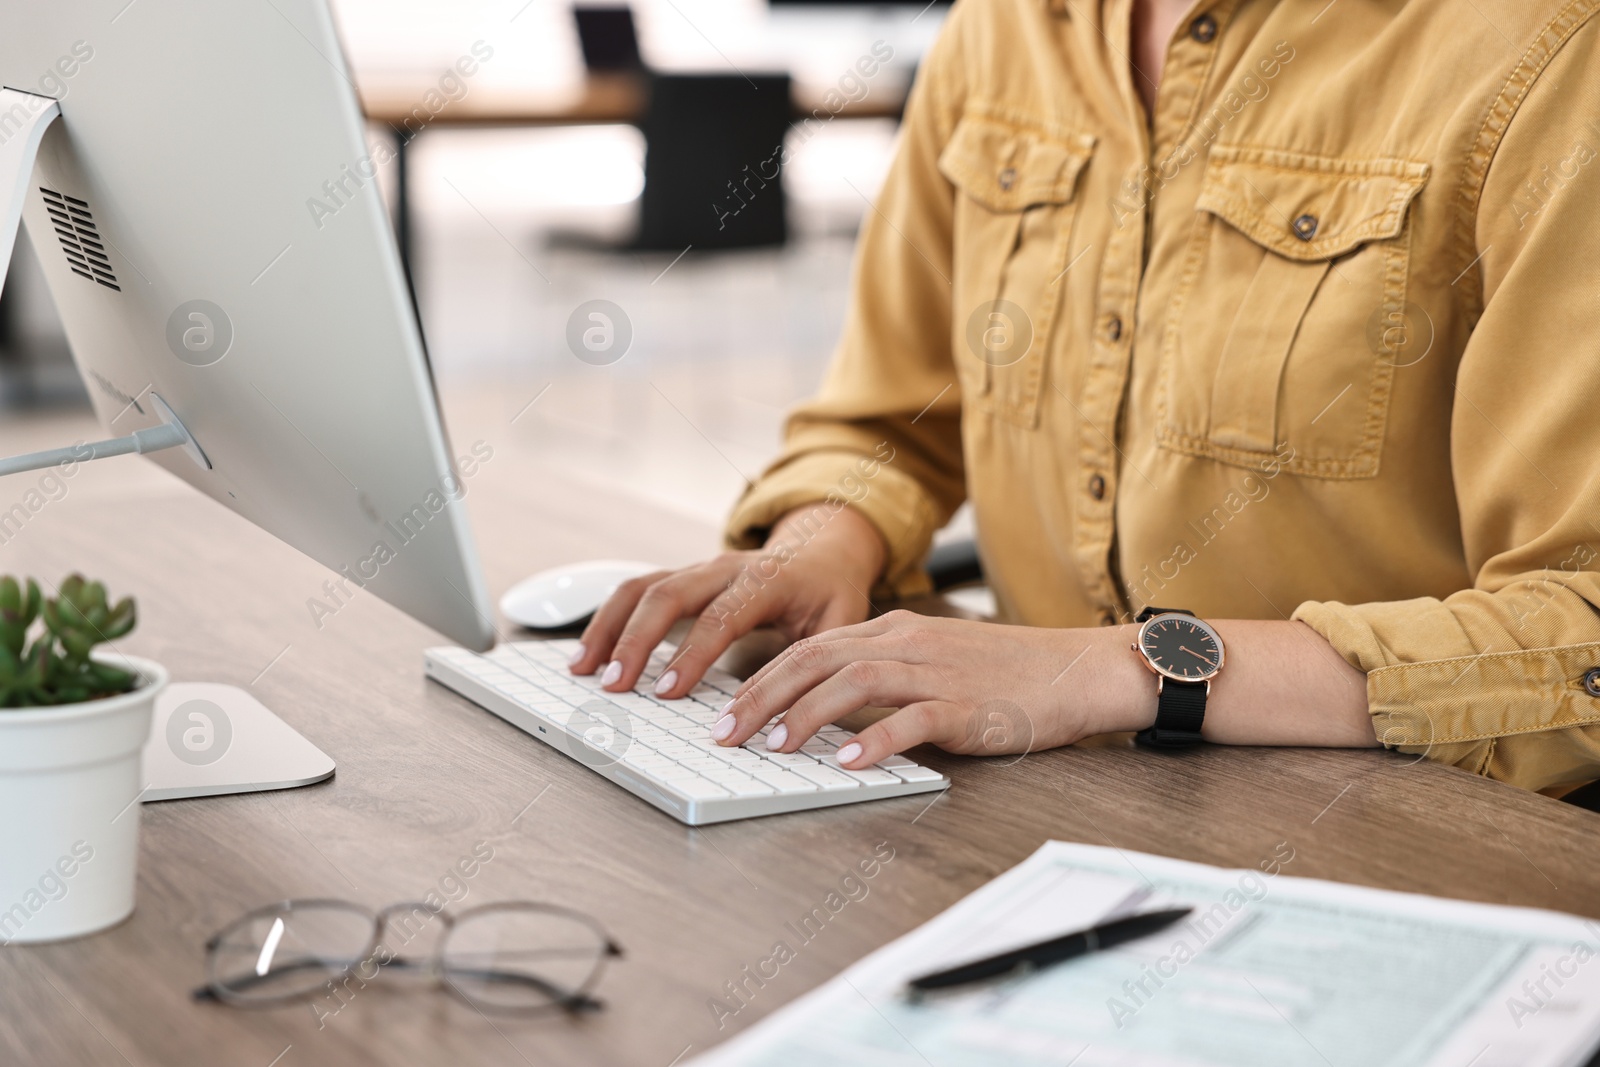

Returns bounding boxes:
[141,683,336,802]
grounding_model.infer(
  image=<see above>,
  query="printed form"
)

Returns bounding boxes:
[690,842,1600,1067]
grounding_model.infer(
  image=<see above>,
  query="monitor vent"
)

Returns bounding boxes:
[39,187,120,292]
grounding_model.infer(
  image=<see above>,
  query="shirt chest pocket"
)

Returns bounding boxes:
[938,115,1095,429]
[1158,146,1429,477]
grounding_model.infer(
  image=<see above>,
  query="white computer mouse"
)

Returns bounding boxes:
[499,559,661,630]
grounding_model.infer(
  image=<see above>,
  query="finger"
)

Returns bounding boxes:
[603,564,747,691]
[728,659,933,751]
[572,570,673,675]
[733,610,903,700]
[725,632,914,741]
[834,701,965,768]
[657,581,781,699]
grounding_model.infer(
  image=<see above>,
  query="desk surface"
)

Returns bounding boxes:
[1,396,1597,1067]
[358,72,907,128]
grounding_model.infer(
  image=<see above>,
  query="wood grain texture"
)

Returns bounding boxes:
[357,72,907,128]
[0,400,1595,1067]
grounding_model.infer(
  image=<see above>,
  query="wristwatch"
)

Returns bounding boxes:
[1130,606,1225,748]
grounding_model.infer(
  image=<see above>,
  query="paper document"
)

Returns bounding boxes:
[690,841,1600,1067]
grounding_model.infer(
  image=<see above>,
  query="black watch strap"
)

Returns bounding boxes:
[1134,606,1207,749]
[1136,606,1194,622]
[1135,679,1207,748]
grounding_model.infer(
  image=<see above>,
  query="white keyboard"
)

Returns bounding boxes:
[423,638,949,825]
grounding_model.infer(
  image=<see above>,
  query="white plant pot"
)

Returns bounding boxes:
[0,655,166,944]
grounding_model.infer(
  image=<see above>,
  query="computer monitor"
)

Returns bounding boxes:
[0,0,495,650]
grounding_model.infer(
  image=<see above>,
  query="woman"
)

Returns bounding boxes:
[571,0,1600,795]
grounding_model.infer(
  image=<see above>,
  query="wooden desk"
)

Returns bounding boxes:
[358,72,908,268]
[1,398,1597,1067]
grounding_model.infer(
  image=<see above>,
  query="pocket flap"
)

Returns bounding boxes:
[938,114,1095,212]
[1197,145,1429,261]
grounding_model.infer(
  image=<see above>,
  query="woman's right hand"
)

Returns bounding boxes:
[567,503,888,698]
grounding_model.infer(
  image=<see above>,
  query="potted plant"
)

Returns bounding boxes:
[0,575,165,944]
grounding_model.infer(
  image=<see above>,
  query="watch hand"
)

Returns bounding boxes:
[1179,645,1215,665]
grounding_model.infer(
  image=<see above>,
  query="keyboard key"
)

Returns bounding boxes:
[790,765,861,791]
[874,754,916,769]
[840,768,900,786]
[721,777,776,797]
[675,779,731,800]
[763,752,817,767]
[751,769,818,793]
[888,765,945,783]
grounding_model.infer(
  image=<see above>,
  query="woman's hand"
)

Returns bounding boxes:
[710,612,1153,768]
[710,614,1377,766]
[569,504,887,697]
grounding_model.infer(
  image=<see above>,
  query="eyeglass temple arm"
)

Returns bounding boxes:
[193,954,603,1010]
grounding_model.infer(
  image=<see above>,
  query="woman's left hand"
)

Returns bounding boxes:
[710,611,1150,769]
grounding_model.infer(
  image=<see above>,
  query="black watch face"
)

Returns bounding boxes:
[1139,615,1223,681]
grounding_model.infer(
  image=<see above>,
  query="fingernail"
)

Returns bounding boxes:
[766,723,788,750]
[654,669,678,696]
[836,742,863,767]
[711,714,736,741]
[721,699,735,714]
[567,643,586,668]
[601,660,623,686]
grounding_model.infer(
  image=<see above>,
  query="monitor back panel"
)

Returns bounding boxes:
[0,1,494,650]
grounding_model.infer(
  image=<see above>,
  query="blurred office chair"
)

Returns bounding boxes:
[925,538,984,592]
[1564,780,1600,814]
[635,72,792,250]
[563,5,794,251]
[573,6,645,71]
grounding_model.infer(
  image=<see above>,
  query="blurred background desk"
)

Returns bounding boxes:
[0,393,1597,1066]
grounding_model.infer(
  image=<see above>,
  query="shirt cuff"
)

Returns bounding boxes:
[1293,597,1600,780]
[724,450,941,599]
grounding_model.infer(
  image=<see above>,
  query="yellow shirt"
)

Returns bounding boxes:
[726,0,1600,794]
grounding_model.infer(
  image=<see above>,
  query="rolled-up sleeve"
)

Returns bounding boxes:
[724,13,970,596]
[1293,23,1600,794]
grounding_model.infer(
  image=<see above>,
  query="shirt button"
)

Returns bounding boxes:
[998,166,1017,190]
[1105,314,1123,342]
[1292,214,1319,241]
[1585,668,1600,697]
[1088,473,1106,500]
[1189,13,1218,43]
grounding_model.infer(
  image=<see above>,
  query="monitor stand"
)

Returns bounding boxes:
[142,683,336,802]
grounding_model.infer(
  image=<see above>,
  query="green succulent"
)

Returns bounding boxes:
[0,574,139,708]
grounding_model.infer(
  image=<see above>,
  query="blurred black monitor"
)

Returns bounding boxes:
[573,6,644,72]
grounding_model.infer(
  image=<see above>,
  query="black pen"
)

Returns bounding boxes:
[905,907,1193,994]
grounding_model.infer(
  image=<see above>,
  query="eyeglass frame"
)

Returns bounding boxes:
[193,898,623,1015]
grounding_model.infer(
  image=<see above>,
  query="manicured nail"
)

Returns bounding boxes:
[601,660,623,686]
[766,723,788,750]
[711,714,736,741]
[567,643,586,668]
[654,669,678,696]
[721,699,735,714]
[836,742,863,767]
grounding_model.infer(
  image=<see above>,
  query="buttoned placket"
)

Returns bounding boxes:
[1076,0,1233,625]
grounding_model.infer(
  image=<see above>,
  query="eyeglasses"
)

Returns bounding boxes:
[193,899,621,1015]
